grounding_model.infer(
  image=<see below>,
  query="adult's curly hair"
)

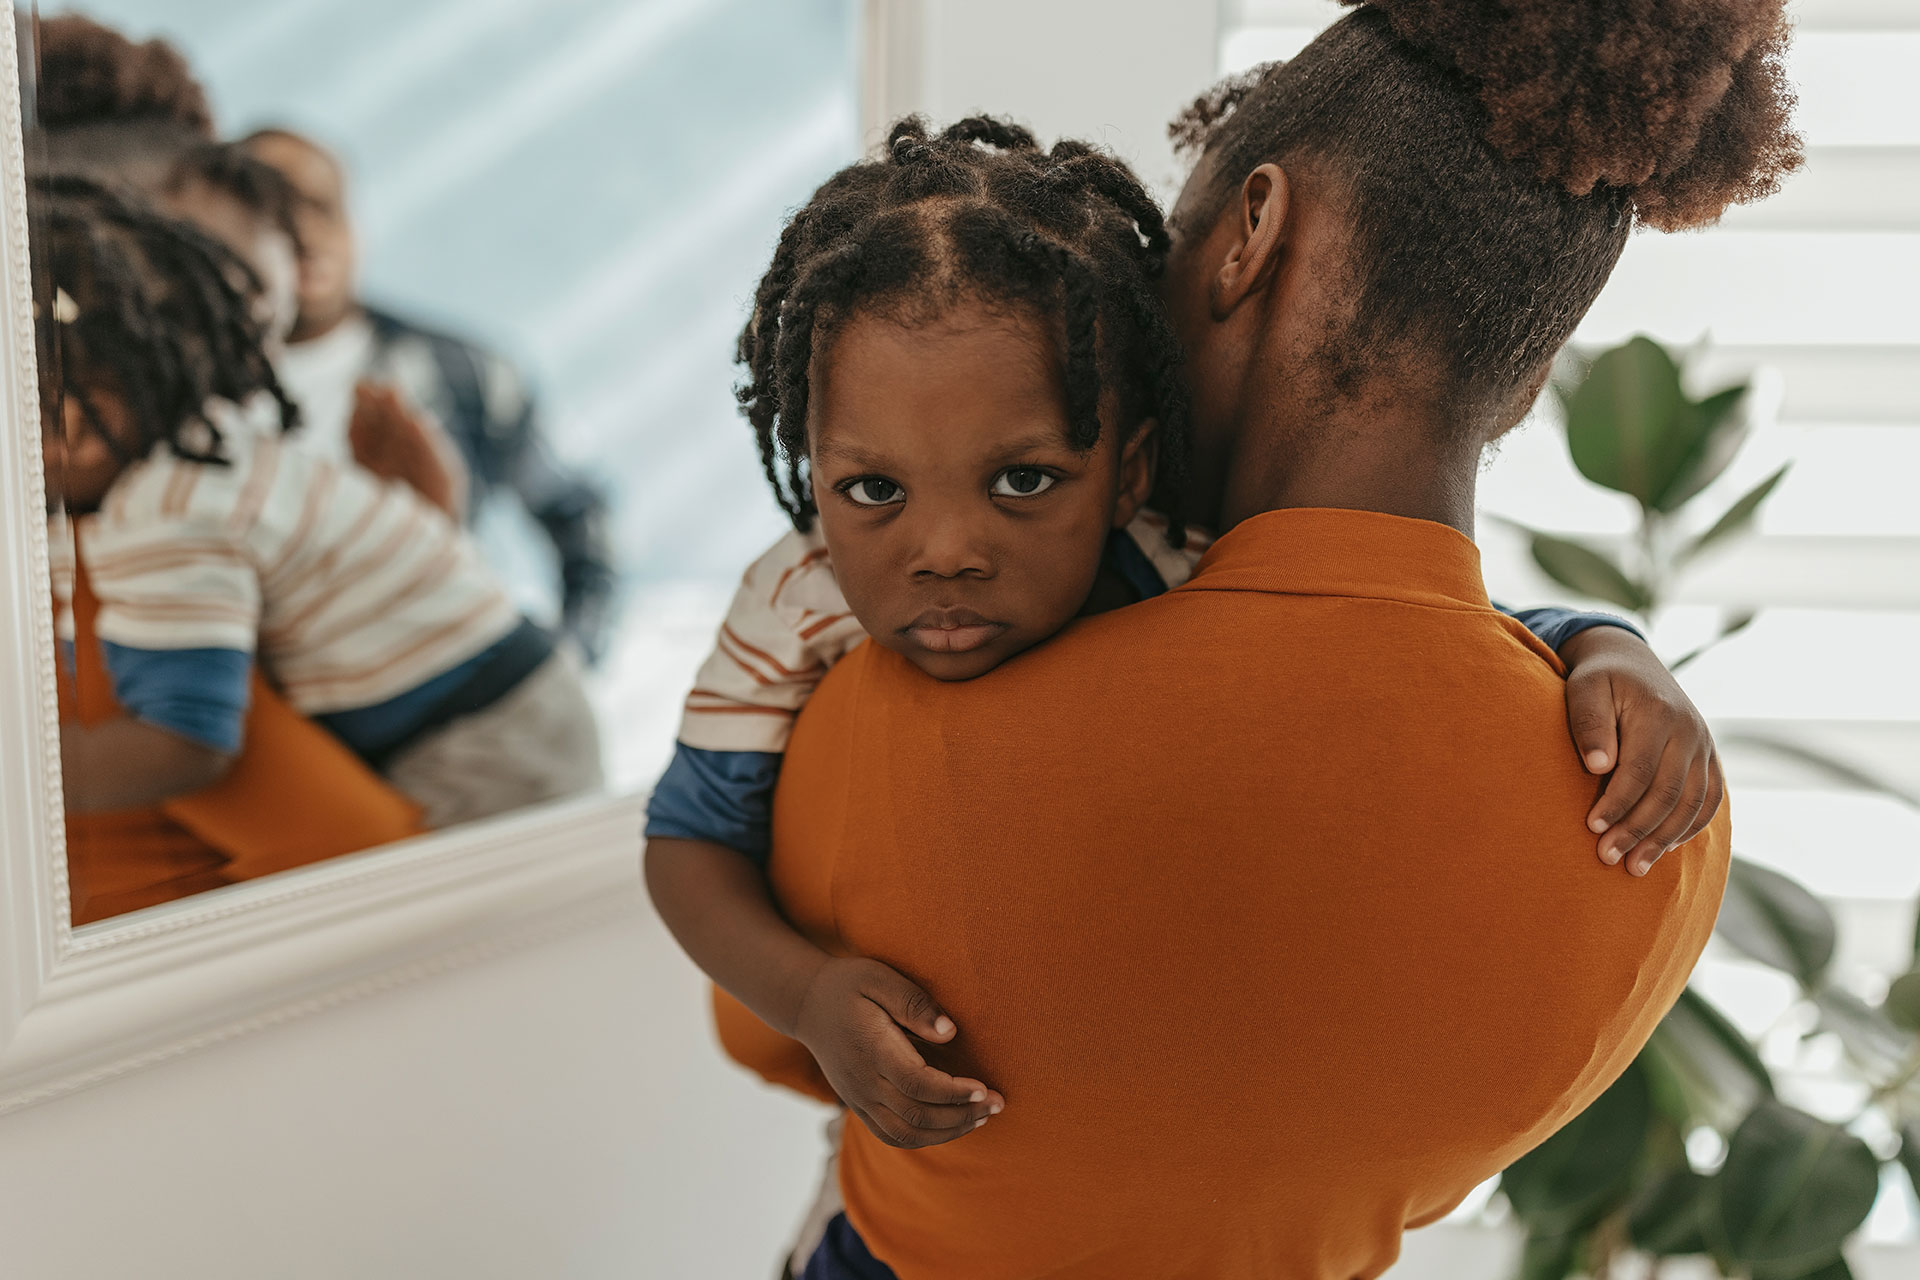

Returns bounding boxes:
[1169,0,1802,415]
[32,173,295,478]
[737,115,1190,542]
[34,14,213,136]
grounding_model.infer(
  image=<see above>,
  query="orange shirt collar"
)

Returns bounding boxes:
[1180,506,1494,612]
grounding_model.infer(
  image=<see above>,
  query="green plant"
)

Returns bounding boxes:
[1494,336,1920,1279]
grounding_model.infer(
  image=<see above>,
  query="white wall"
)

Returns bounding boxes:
[0,900,832,1280]
[867,0,1220,201]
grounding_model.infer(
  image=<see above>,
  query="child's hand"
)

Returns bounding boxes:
[347,381,470,522]
[1558,626,1725,877]
[794,956,1003,1149]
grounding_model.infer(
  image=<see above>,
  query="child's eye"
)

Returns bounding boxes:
[843,477,904,507]
[991,468,1056,498]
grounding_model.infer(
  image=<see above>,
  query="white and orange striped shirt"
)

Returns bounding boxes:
[677,510,1210,754]
[76,404,520,717]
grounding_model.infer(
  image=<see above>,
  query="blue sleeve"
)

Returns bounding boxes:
[99,642,252,753]
[644,743,783,865]
[1497,605,1645,653]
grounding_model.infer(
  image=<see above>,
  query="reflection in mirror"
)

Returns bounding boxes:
[27,3,859,923]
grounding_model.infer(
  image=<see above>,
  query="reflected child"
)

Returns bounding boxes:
[40,175,601,828]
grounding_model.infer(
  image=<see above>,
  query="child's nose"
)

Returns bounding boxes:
[907,506,993,581]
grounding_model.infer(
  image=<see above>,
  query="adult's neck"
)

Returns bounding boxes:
[1216,393,1483,538]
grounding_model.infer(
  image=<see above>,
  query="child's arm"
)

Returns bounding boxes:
[61,715,235,813]
[646,530,1002,1147]
[645,829,1003,1149]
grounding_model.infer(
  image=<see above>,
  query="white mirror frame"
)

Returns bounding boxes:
[0,17,645,1118]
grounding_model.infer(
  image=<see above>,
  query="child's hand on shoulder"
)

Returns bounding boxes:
[1558,625,1725,877]
[795,956,1003,1149]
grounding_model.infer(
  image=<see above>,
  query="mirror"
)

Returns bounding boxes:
[25,2,861,924]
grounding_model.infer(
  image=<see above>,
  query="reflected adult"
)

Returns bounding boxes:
[32,13,210,188]
[722,3,1799,1277]
[241,128,618,664]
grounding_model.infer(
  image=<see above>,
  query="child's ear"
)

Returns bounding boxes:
[1112,420,1159,529]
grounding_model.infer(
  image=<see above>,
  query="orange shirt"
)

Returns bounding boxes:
[61,557,425,925]
[722,507,1729,1280]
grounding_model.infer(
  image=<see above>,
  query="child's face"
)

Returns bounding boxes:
[44,380,138,513]
[808,303,1153,682]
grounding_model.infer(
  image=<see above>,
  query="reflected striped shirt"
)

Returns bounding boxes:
[77,408,519,717]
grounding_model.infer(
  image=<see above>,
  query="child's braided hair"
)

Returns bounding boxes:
[163,140,304,252]
[32,172,297,470]
[736,115,1190,543]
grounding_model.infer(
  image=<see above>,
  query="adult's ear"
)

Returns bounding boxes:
[1209,163,1290,321]
[1111,420,1159,529]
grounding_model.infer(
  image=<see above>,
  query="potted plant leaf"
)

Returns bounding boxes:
[1493,336,1920,1280]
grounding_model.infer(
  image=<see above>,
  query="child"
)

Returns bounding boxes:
[40,174,601,828]
[643,116,1670,1189]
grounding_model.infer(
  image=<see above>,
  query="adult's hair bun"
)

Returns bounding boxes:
[35,15,214,137]
[1353,0,1803,229]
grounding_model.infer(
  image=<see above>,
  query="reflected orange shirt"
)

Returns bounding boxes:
[724,507,1729,1280]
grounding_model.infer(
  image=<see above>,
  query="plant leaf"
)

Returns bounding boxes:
[1884,970,1920,1032]
[1528,533,1651,613]
[1501,1062,1653,1235]
[1704,1100,1881,1276]
[1714,857,1837,988]
[1562,336,1689,506]
[1682,464,1791,564]
[1719,730,1920,809]
[1643,986,1776,1131]
[1811,987,1917,1083]
[1655,384,1753,512]
[1669,610,1759,673]
[1627,1159,1712,1256]
[1514,1228,1582,1280]
[1755,1257,1857,1280]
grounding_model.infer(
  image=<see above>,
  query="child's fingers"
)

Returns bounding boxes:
[857,961,957,1043]
[1615,755,1713,877]
[1564,667,1621,776]
[855,1079,996,1149]
[1596,740,1695,872]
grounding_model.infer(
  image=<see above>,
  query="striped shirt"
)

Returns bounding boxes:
[77,405,520,719]
[676,509,1210,754]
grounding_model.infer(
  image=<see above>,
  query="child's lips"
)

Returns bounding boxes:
[903,608,1009,654]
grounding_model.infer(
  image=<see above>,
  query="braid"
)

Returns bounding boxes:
[941,116,1038,151]
[30,173,296,470]
[1009,230,1102,451]
[737,114,1193,545]
[770,243,867,528]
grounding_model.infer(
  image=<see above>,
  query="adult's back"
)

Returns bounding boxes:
[749,508,1729,1279]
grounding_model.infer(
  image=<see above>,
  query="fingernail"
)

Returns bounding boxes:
[1630,860,1650,878]
[968,1090,985,1103]
[974,1118,989,1129]
[933,1017,955,1037]
[989,1102,1003,1115]
[1600,845,1622,866]
[1585,751,1610,772]
[1589,816,1610,834]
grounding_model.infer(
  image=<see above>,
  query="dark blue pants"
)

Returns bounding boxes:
[799,1213,898,1280]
